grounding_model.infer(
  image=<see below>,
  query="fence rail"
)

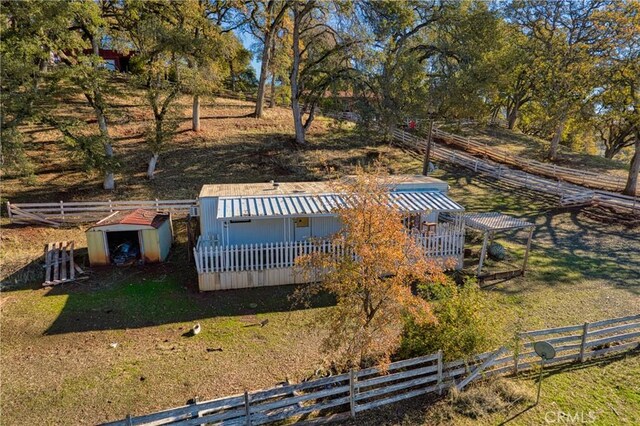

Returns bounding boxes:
[6,199,196,225]
[391,128,640,215]
[194,227,465,274]
[103,314,640,425]
[325,111,361,122]
[431,128,627,192]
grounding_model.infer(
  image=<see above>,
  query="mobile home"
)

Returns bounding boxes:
[193,175,465,291]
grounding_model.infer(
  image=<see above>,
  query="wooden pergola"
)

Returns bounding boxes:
[463,212,535,280]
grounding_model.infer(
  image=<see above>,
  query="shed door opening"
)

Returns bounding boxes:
[106,230,141,265]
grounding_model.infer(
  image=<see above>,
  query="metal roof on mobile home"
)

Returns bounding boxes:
[199,175,450,198]
[216,191,463,219]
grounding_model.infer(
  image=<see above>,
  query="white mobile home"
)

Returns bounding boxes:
[194,175,465,291]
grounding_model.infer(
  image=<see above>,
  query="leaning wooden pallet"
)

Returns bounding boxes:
[43,241,85,286]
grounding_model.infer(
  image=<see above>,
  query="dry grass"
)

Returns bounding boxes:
[1,87,638,425]
[438,123,630,178]
[2,90,414,203]
[448,379,535,419]
[346,354,640,426]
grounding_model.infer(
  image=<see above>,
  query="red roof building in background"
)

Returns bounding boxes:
[83,48,134,72]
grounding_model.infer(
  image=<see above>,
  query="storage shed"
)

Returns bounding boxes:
[86,209,173,266]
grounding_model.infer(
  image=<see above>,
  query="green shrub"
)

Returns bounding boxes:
[398,278,499,361]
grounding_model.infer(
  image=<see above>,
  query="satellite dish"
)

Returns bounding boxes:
[533,341,555,405]
[534,341,556,360]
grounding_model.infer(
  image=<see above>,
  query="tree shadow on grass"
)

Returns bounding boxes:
[437,166,640,293]
[5,129,388,204]
[37,242,334,335]
[41,273,334,336]
[515,351,639,382]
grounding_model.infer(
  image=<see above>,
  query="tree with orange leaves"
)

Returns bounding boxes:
[296,167,449,369]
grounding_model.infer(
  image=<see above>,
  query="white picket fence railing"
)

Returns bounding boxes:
[391,128,640,215]
[194,227,465,275]
[103,314,640,426]
[194,240,343,274]
[6,199,196,225]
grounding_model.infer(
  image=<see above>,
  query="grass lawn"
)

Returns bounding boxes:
[1,93,638,425]
[349,354,640,425]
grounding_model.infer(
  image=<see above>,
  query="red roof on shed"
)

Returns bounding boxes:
[93,209,169,229]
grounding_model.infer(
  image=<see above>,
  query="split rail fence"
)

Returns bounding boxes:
[391,128,640,215]
[104,314,639,426]
[431,128,627,192]
[6,199,196,226]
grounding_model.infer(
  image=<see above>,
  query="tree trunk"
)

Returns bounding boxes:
[604,145,617,159]
[96,111,115,190]
[100,106,115,190]
[39,58,49,73]
[229,60,236,92]
[88,35,115,190]
[547,115,567,161]
[147,153,159,180]
[290,8,305,145]
[292,99,305,145]
[147,116,164,180]
[507,103,519,130]
[254,31,273,118]
[489,106,499,125]
[269,73,276,108]
[192,94,200,132]
[624,136,640,196]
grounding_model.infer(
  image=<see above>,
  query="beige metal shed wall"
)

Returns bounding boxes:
[86,230,108,266]
[141,229,160,263]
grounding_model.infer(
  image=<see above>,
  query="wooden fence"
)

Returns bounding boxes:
[391,128,640,215]
[103,314,639,426]
[194,227,465,274]
[6,199,196,225]
[325,111,361,122]
[216,89,288,107]
[431,128,628,192]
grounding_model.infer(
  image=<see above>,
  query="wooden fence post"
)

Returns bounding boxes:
[579,322,590,362]
[244,390,252,426]
[349,369,357,418]
[125,414,133,426]
[6,201,12,222]
[437,350,443,395]
[477,231,490,276]
[60,200,65,222]
[193,396,204,426]
[108,199,113,213]
[456,348,507,391]
[522,227,534,275]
